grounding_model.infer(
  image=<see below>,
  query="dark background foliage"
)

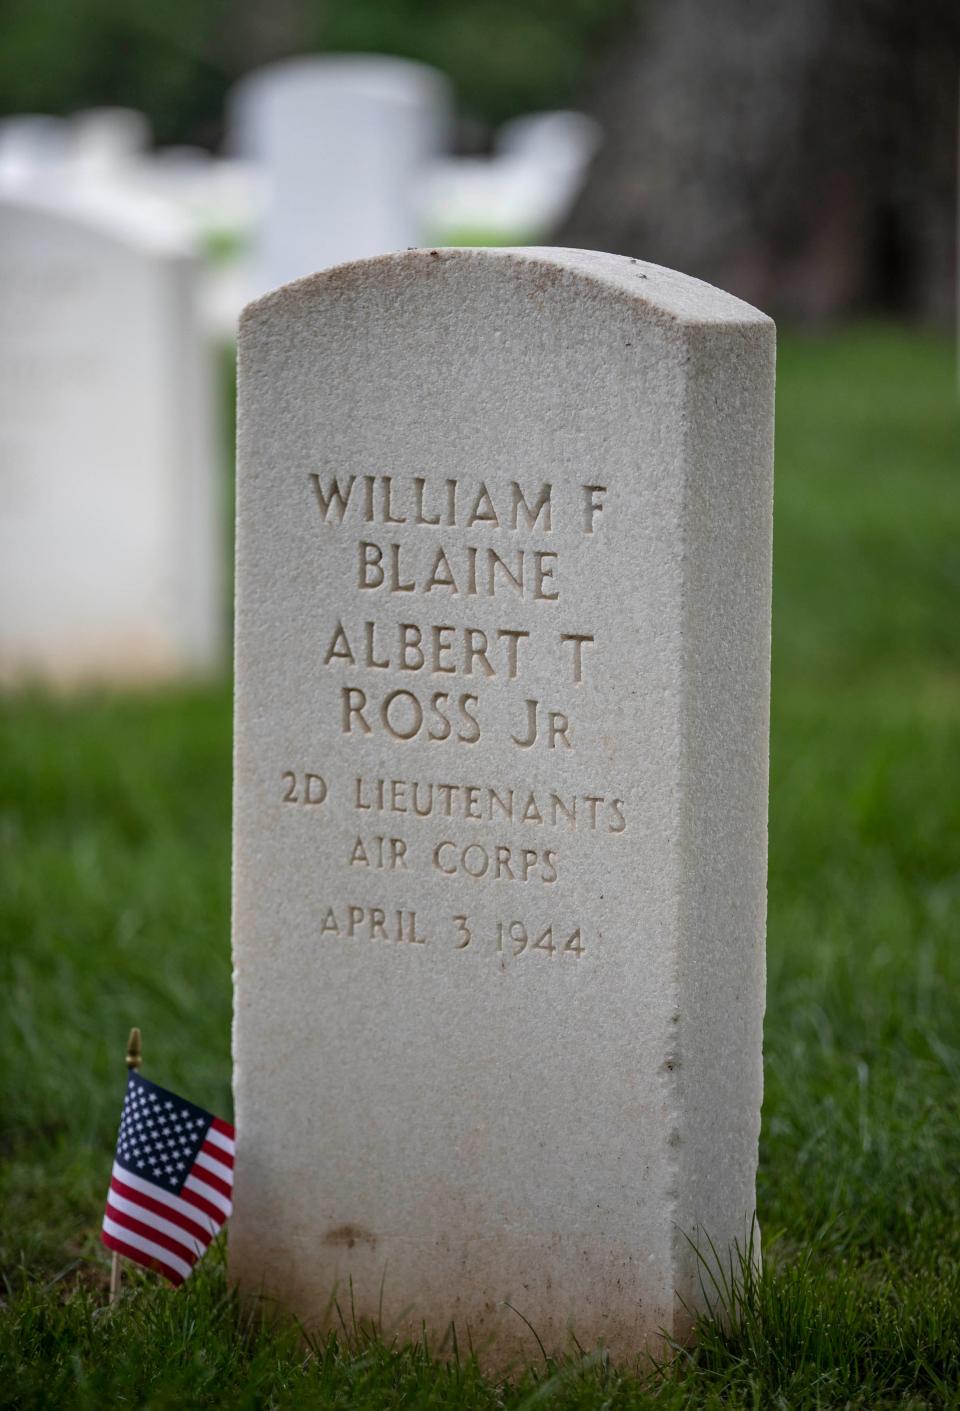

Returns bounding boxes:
[0,0,628,143]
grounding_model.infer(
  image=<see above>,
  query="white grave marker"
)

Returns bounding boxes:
[70,107,151,178]
[0,115,70,187]
[230,247,774,1364]
[0,188,221,683]
[229,55,451,294]
[420,111,601,246]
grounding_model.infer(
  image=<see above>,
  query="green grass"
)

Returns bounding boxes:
[2,326,959,1407]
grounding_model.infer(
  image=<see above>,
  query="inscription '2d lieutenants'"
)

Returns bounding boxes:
[230,247,775,1367]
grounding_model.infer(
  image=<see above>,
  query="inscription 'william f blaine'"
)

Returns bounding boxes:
[307,472,608,751]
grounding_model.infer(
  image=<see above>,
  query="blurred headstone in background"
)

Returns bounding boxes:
[229,54,453,294]
[140,147,262,338]
[419,110,601,246]
[0,86,605,338]
[70,107,151,179]
[0,187,222,684]
[0,115,70,185]
[0,104,261,338]
[497,110,601,198]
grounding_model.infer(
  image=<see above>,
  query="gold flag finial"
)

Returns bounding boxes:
[125,1027,142,1071]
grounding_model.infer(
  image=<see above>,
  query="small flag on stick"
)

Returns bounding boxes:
[102,1068,235,1287]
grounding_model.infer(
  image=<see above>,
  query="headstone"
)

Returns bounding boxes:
[0,115,70,186]
[492,110,602,232]
[70,107,151,178]
[420,111,601,248]
[0,187,221,683]
[230,247,774,1364]
[228,55,452,294]
[139,148,262,337]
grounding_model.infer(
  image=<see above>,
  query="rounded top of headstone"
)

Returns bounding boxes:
[231,53,452,106]
[0,182,194,256]
[240,246,774,333]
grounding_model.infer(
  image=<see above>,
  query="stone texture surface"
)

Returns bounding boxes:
[0,187,221,684]
[230,246,774,1365]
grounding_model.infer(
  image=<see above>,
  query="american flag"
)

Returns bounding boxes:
[101,1070,235,1286]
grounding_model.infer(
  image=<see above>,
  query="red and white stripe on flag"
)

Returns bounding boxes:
[101,1069,235,1287]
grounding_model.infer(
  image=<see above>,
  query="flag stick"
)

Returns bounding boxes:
[109,1027,142,1304]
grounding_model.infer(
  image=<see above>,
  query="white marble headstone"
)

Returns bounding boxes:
[0,115,70,186]
[0,188,221,683]
[420,111,601,246]
[230,247,774,1365]
[70,107,152,177]
[229,55,451,295]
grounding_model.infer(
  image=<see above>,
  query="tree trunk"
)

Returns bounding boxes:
[561,0,959,322]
